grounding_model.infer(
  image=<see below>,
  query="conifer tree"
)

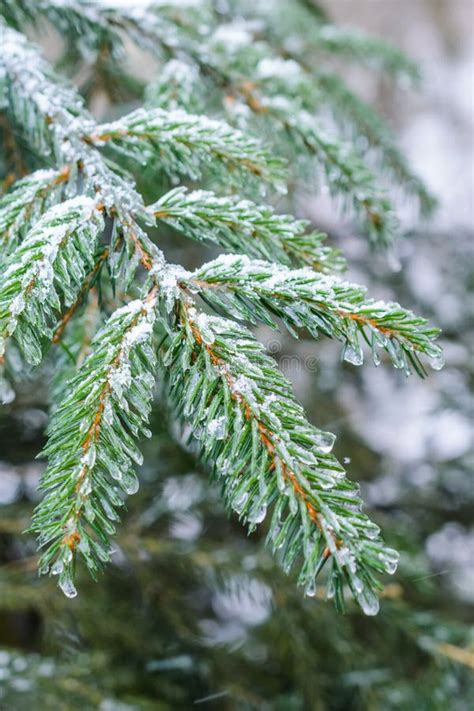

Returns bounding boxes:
[0,0,443,615]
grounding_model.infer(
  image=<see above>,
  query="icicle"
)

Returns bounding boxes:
[365,523,381,540]
[342,341,364,366]
[234,491,249,514]
[51,559,64,576]
[122,469,139,495]
[430,350,445,371]
[248,501,267,524]
[352,575,364,594]
[59,573,78,599]
[378,548,399,575]
[355,588,380,616]
[314,430,336,454]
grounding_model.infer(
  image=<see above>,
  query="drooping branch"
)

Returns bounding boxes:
[162,300,398,614]
[32,289,159,597]
[182,254,443,375]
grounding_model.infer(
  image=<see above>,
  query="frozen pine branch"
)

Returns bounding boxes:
[0,5,443,615]
[1,0,433,234]
[0,196,104,366]
[183,254,444,375]
[163,302,398,614]
[252,0,420,82]
[0,22,155,224]
[87,108,286,188]
[151,187,345,273]
[5,0,419,83]
[285,117,397,246]
[0,167,72,262]
[0,23,88,157]
[315,73,437,217]
[31,290,159,597]
[305,23,421,81]
[1,0,207,60]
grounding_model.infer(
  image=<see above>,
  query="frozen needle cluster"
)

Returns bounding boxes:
[0,2,442,613]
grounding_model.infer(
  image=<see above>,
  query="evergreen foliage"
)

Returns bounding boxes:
[0,0,443,614]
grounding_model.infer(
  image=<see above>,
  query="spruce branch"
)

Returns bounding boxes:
[261,2,420,82]
[0,196,104,368]
[201,27,424,237]
[0,21,88,157]
[182,254,444,375]
[235,81,398,246]
[244,47,434,217]
[31,289,159,597]
[0,23,169,277]
[0,7,445,619]
[165,33,399,243]
[163,300,399,614]
[151,187,345,273]
[1,0,433,245]
[2,1,429,242]
[309,24,421,82]
[86,108,286,188]
[0,166,72,261]
[1,0,208,59]
[291,119,396,247]
[315,72,437,217]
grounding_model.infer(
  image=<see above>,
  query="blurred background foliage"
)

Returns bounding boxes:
[0,0,473,709]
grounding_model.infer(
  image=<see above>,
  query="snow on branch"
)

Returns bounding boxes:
[87,108,286,188]
[2,0,209,59]
[31,289,159,598]
[0,7,445,617]
[0,22,164,276]
[2,0,431,235]
[183,254,444,376]
[0,167,72,263]
[0,197,104,367]
[163,302,399,614]
[151,187,345,273]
